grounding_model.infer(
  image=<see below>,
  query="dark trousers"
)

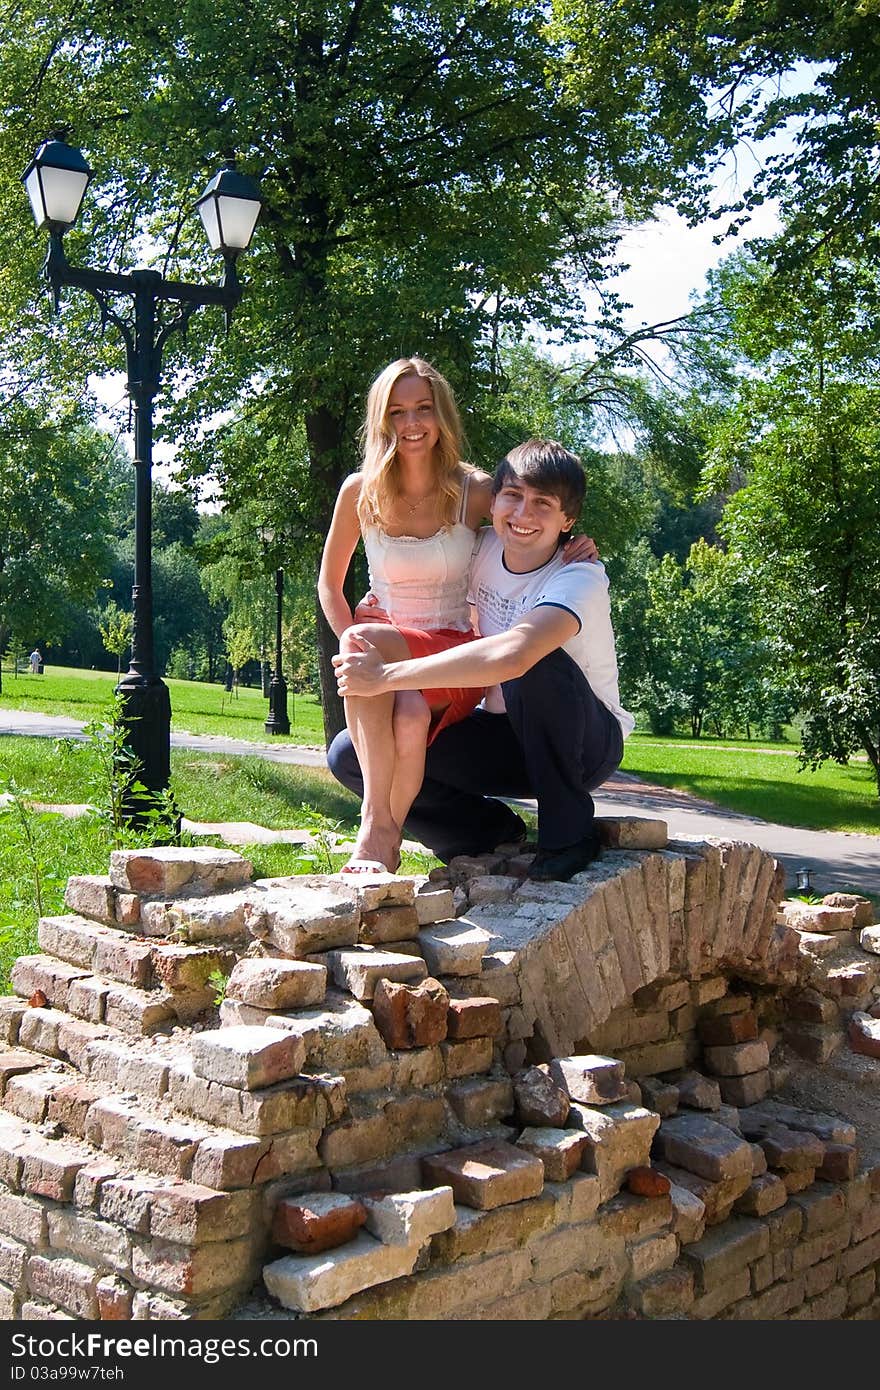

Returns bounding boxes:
[327,648,623,863]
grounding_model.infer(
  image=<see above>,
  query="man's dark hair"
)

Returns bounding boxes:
[492,439,585,521]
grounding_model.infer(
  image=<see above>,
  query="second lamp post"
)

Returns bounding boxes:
[260,527,291,736]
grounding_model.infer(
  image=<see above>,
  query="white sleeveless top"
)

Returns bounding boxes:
[362,472,477,631]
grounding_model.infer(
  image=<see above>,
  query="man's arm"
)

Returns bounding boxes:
[333,605,580,697]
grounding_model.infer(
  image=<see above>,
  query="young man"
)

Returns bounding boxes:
[329,440,633,880]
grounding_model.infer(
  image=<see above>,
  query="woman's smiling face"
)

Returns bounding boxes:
[387,373,440,462]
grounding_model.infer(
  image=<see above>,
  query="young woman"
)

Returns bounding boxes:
[318,356,595,874]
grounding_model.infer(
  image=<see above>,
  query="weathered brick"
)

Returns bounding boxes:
[4,1070,63,1123]
[371,976,448,1049]
[698,1010,759,1046]
[440,1036,493,1078]
[190,1129,323,1191]
[690,1264,750,1318]
[846,1268,876,1312]
[419,920,490,977]
[262,1234,424,1313]
[12,954,91,1009]
[422,1140,544,1210]
[149,1183,257,1245]
[630,1264,694,1317]
[84,1097,202,1178]
[717,1071,771,1107]
[547,1054,627,1105]
[46,1209,130,1274]
[109,847,252,896]
[445,996,502,1040]
[447,1076,513,1128]
[516,1127,588,1182]
[792,1221,852,1273]
[225,957,327,1009]
[626,1166,671,1198]
[628,1230,679,1282]
[361,1188,455,1246]
[168,1059,334,1137]
[326,947,427,1000]
[681,1216,770,1291]
[788,1183,847,1236]
[569,1101,660,1204]
[272,1192,367,1253]
[512,1066,569,1126]
[840,1230,880,1278]
[72,1159,120,1211]
[729,1274,806,1320]
[733,1173,788,1217]
[21,1138,92,1202]
[0,999,26,1044]
[27,1254,100,1319]
[655,1112,753,1183]
[131,1233,256,1297]
[0,1191,47,1246]
[190,1026,306,1091]
[96,1274,133,1320]
[817,1143,859,1183]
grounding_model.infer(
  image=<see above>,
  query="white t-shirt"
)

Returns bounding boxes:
[467,529,634,737]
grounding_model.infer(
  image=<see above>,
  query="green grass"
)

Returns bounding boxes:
[622,733,880,835]
[3,664,879,834]
[0,664,325,745]
[0,734,437,989]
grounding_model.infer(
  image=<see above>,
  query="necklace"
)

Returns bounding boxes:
[399,490,433,515]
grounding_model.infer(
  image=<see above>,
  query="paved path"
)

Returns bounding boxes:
[1,709,877,896]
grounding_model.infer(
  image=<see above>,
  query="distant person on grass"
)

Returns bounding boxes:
[29,648,42,675]
[331,440,633,883]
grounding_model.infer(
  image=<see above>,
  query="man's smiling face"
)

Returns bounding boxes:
[490,476,575,571]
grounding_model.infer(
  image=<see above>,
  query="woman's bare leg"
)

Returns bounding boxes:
[390,690,434,831]
[339,622,414,872]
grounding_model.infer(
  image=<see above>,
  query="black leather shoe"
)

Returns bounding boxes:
[441,814,528,862]
[527,829,602,882]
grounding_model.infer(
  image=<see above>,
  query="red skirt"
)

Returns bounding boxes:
[393,625,485,744]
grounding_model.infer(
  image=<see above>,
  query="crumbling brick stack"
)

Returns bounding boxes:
[0,829,877,1321]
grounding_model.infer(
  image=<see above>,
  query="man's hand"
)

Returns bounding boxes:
[333,635,391,697]
[562,533,599,564]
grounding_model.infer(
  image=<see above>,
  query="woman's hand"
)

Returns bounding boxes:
[562,533,599,564]
[333,635,389,696]
[353,592,391,624]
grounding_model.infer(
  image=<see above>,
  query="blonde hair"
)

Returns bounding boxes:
[357,357,466,529]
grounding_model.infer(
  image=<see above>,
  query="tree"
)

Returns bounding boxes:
[0,404,126,692]
[700,251,880,790]
[551,1,880,269]
[223,620,257,693]
[97,601,133,677]
[0,1,769,740]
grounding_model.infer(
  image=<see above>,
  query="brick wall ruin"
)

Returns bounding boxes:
[0,819,878,1322]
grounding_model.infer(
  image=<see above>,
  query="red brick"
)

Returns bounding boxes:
[47,1081,104,1138]
[446,997,502,1040]
[371,976,448,1049]
[817,1143,859,1183]
[627,1166,671,1198]
[697,1012,759,1046]
[96,1275,133,1321]
[271,1192,367,1253]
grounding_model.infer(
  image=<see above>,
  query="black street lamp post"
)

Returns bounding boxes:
[259,526,290,736]
[23,135,261,820]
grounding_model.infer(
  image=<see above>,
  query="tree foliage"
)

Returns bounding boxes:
[0,403,126,690]
[700,251,880,789]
